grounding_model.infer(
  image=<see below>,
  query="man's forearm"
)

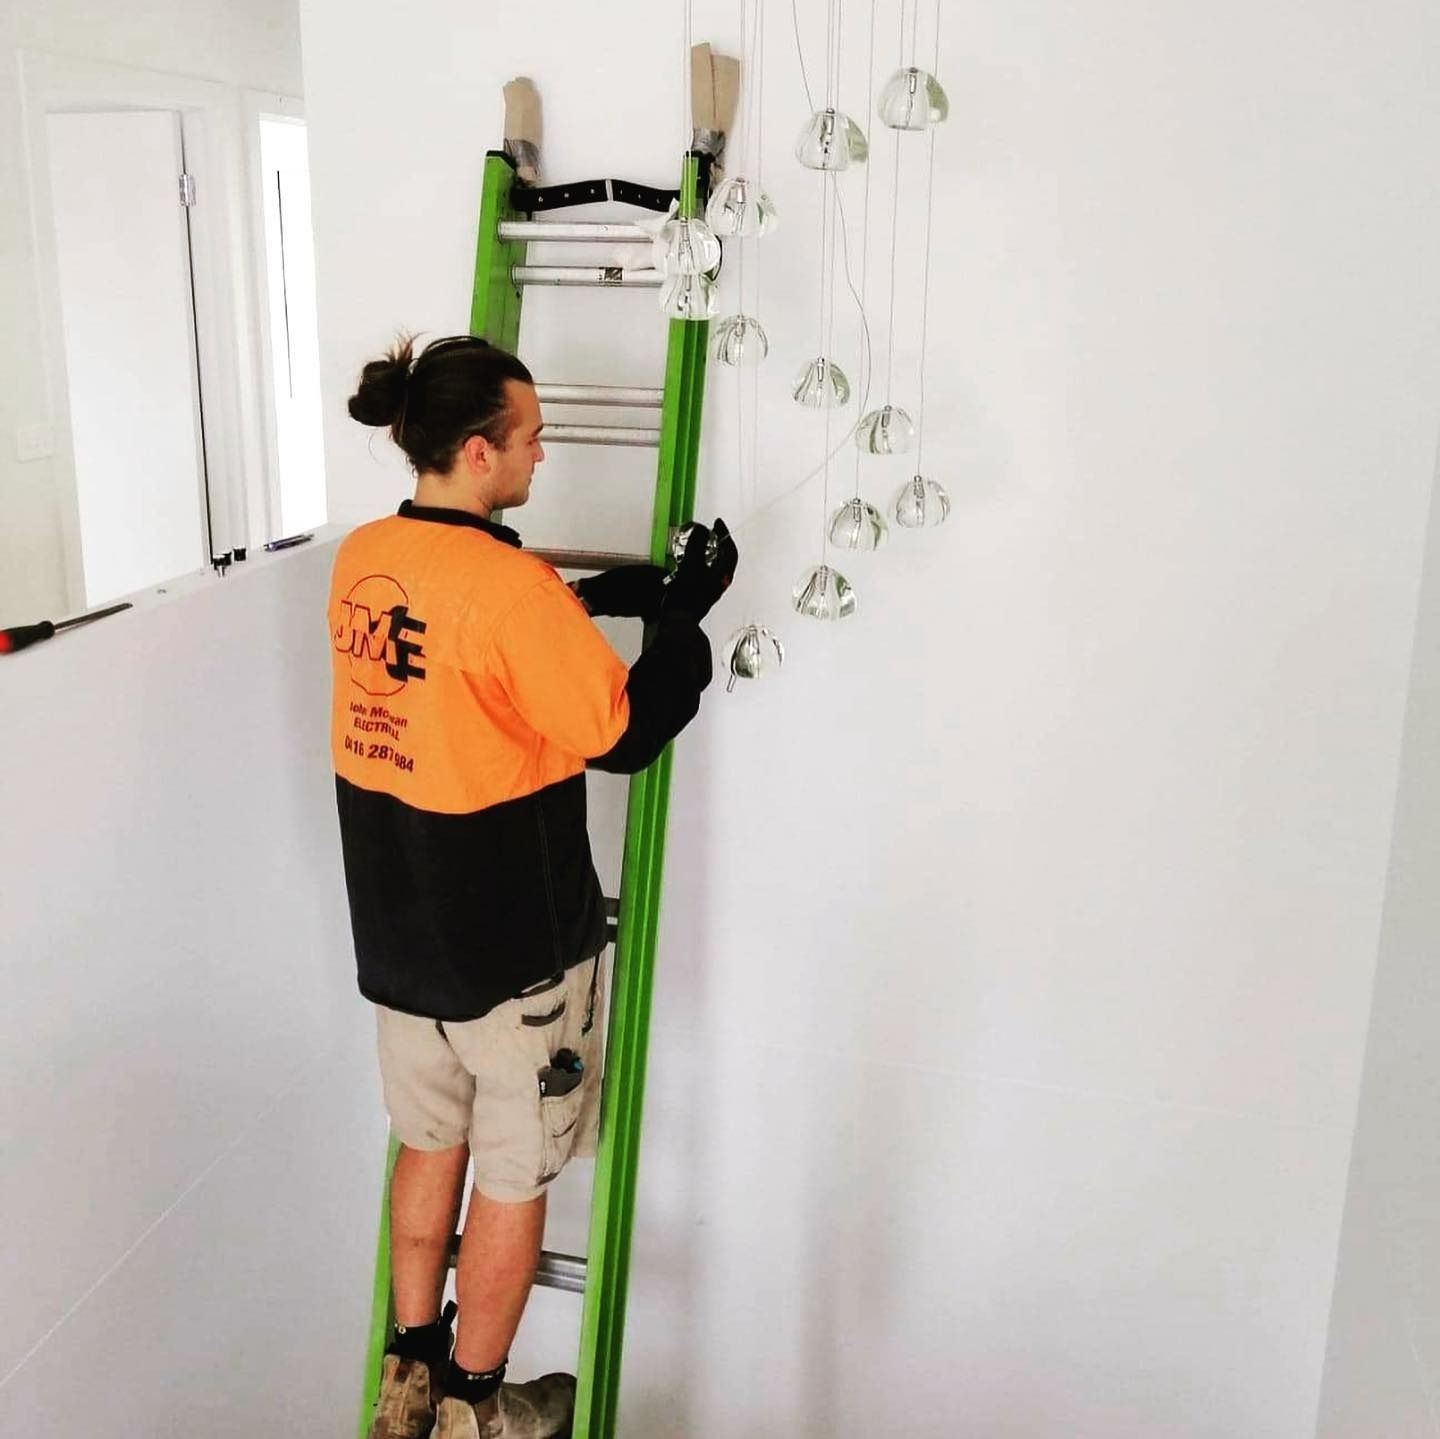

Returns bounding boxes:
[588,616,713,774]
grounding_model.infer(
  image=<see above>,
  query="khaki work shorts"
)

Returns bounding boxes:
[375,957,604,1203]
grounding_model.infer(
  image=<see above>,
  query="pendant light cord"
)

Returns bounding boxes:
[914,0,941,473]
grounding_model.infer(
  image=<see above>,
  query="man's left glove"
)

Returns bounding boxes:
[572,564,669,621]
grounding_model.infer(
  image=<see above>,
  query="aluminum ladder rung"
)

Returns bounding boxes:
[544,424,660,449]
[499,221,652,244]
[445,1241,588,1296]
[535,384,664,409]
[513,265,663,290]
[531,548,651,573]
[536,1250,588,1295]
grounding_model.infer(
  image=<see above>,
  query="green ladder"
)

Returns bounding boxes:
[359,148,714,1439]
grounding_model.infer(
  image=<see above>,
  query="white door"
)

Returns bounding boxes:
[259,117,327,535]
[46,109,210,607]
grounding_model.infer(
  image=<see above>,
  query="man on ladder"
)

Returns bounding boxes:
[330,334,737,1439]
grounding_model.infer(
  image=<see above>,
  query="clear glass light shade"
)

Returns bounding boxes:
[893,474,952,528]
[792,357,851,408]
[713,314,770,366]
[724,624,785,690]
[668,522,723,567]
[659,271,718,320]
[855,404,917,455]
[792,563,858,620]
[705,177,778,237]
[828,497,889,551]
[795,108,870,170]
[877,68,950,130]
[652,216,722,276]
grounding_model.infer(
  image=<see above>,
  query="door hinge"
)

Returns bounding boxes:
[179,173,196,207]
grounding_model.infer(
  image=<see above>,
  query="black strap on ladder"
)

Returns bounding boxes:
[503,151,714,214]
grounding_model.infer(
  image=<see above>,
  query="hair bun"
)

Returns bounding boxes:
[347,339,415,427]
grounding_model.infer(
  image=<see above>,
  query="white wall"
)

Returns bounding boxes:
[1317,475,1440,1432]
[0,543,383,1433]
[297,0,1440,1434]
[0,0,303,628]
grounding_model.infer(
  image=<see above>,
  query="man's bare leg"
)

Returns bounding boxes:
[390,1142,470,1326]
[452,1189,547,1372]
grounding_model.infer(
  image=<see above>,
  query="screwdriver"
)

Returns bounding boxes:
[0,601,133,655]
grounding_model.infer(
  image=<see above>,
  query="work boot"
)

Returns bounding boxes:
[366,1353,442,1439]
[433,1373,576,1439]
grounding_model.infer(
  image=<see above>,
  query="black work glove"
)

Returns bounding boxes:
[660,517,739,623]
[572,564,669,621]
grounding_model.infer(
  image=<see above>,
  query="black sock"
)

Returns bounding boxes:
[389,1301,455,1368]
[446,1357,507,1405]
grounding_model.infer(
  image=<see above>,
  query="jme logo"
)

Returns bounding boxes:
[334,574,427,697]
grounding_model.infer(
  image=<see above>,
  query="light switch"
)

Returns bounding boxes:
[15,425,54,463]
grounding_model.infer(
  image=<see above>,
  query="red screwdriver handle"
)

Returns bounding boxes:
[0,621,57,654]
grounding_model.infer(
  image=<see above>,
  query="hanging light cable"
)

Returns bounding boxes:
[894,0,951,529]
[794,0,858,621]
[735,0,879,545]
[851,0,880,497]
[724,0,787,688]
[853,0,917,459]
[826,0,890,552]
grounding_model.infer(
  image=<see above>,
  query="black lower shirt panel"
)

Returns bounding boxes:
[335,772,607,1021]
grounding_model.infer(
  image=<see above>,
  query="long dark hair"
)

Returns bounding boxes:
[347,334,534,474]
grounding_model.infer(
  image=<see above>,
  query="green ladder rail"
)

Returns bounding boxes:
[359,149,712,1439]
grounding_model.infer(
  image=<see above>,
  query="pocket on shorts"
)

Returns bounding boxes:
[537,1083,585,1184]
[515,961,597,1186]
[516,975,567,1029]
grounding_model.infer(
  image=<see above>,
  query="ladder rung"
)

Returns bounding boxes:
[532,548,652,573]
[499,221,652,244]
[544,424,660,449]
[444,1241,587,1295]
[535,384,664,409]
[513,266,663,289]
[536,1250,588,1295]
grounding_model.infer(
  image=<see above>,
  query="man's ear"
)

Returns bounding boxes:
[460,432,493,475]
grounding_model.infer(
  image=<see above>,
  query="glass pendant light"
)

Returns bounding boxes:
[828,497,889,551]
[705,177,778,238]
[843,113,871,163]
[652,216,722,276]
[792,563,857,620]
[795,108,870,170]
[660,271,718,320]
[877,68,950,130]
[724,624,786,690]
[668,521,723,566]
[893,474,952,528]
[792,357,851,408]
[713,314,770,367]
[855,404,917,455]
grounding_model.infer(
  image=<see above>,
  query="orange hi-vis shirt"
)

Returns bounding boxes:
[331,511,630,809]
[328,502,634,1020]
